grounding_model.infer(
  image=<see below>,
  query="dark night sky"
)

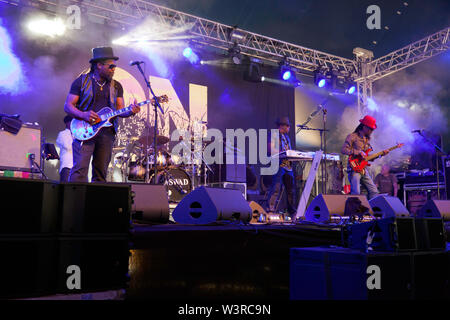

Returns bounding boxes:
[153,0,450,59]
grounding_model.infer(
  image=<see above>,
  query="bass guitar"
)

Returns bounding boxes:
[348,142,404,174]
[71,95,168,141]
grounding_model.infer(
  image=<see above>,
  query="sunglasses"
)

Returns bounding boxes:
[101,62,117,70]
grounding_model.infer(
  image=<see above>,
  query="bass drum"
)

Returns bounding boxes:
[128,162,146,181]
[153,168,192,203]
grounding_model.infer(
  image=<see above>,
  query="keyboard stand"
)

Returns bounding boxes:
[295,150,323,220]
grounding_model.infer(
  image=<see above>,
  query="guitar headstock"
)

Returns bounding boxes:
[397,142,405,148]
[151,94,169,105]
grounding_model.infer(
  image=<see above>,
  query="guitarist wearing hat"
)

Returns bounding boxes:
[64,47,140,182]
[341,115,389,200]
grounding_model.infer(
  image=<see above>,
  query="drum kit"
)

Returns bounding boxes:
[108,125,212,203]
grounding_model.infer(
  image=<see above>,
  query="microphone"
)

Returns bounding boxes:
[411,129,422,133]
[129,60,144,66]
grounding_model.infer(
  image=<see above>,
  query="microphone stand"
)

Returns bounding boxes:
[296,97,330,194]
[416,130,445,199]
[133,62,164,184]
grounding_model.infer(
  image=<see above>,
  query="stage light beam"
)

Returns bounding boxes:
[27,17,66,38]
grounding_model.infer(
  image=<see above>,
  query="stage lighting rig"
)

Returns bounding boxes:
[228,26,246,43]
[314,67,332,88]
[228,43,242,65]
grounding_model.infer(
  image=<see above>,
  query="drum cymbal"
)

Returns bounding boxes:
[138,135,170,146]
[112,147,125,152]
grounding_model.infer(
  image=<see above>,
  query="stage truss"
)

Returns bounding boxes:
[2,0,450,113]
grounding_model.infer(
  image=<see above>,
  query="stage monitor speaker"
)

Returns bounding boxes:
[130,184,169,223]
[304,194,373,223]
[0,177,59,234]
[172,186,252,224]
[0,123,41,172]
[417,200,450,220]
[369,195,410,218]
[60,183,131,234]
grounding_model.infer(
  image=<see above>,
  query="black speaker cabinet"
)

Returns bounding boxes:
[0,177,59,234]
[348,217,417,252]
[172,186,252,224]
[59,183,131,234]
[0,237,58,299]
[290,247,413,300]
[414,218,446,250]
[369,195,410,218]
[130,183,170,223]
[57,236,130,293]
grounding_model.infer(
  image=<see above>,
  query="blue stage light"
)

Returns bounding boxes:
[347,85,356,94]
[183,47,192,58]
[318,78,326,88]
[282,70,292,81]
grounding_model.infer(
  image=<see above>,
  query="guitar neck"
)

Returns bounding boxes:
[102,99,152,120]
[367,145,401,161]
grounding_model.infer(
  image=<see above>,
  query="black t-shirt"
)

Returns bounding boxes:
[69,74,123,112]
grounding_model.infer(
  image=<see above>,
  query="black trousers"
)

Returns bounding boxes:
[69,127,115,183]
[60,167,71,183]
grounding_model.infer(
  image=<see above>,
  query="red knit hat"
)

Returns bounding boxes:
[359,115,377,129]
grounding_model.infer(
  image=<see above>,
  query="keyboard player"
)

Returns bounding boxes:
[264,116,296,217]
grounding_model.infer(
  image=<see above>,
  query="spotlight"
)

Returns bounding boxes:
[318,78,326,88]
[183,47,193,58]
[27,17,66,38]
[261,76,265,82]
[228,43,241,65]
[182,47,199,64]
[282,69,292,81]
[243,57,262,83]
[347,83,356,94]
[314,68,332,88]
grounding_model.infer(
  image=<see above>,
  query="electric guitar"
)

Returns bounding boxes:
[348,142,404,174]
[71,95,168,141]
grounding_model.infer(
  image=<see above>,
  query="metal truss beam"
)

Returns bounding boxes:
[5,0,357,74]
[359,27,450,82]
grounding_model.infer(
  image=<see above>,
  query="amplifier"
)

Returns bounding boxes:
[209,181,247,199]
[0,123,42,172]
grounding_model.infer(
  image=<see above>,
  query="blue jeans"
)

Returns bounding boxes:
[265,167,296,214]
[349,170,379,200]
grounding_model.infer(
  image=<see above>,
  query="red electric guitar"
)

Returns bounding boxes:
[348,143,404,174]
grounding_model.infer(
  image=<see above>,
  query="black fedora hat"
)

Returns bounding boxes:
[275,116,290,126]
[89,47,119,63]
